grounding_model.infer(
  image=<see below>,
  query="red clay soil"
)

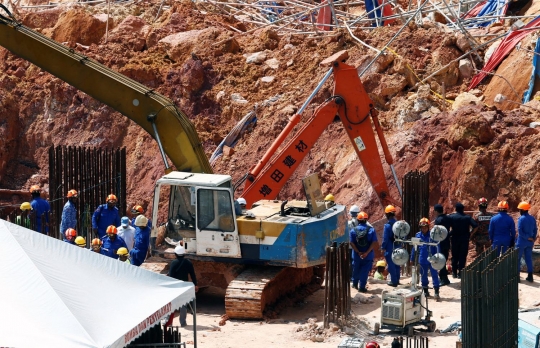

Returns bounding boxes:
[1,0,540,225]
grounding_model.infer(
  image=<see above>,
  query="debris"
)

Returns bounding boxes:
[265,58,279,70]
[246,51,267,64]
[231,93,248,104]
[261,76,275,83]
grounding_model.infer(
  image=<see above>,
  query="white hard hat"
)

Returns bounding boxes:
[245,210,256,218]
[350,205,360,213]
[174,245,186,255]
[135,215,148,227]
[237,197,247,205]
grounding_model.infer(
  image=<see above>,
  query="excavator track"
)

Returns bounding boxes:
[225,266,322,319]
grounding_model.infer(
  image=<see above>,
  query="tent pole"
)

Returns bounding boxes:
[191,299,197,348]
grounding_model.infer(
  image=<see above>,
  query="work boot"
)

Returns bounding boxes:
[452,272,458,279]
[423,287,430,298]
[526,273,534,283]
[457,270,461,279]
[434,287,440,300]
[359,287,368,293]
[387,281,398,287]
[352,283,358,290]
[440,278,451,286]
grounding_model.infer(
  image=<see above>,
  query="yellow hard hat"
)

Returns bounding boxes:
[376,260,387,267]
[20,202,31,211]
[117,247,129,256]
[74,236,86,247]
[325,194,335,202]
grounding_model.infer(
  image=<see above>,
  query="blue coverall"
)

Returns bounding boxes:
[31,197,50,234]
[63,239,75,245]
[411,231,440,288]
[382,217,400,285]
[60,200,77,239]
[101,235,127,259]
[92,204,121,239]
[350,223,378,290]
[516,213,537,273]
[488,211,516,255]
[130,225,151,266]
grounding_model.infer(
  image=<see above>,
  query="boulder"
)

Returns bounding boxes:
[452,92,482,110]
[44,8,111,46]
[459,59,474,79]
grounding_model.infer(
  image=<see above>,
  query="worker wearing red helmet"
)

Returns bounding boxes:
[101,225,128,259]
[488,201,516,256]
[411,218,440,299]
[470,197,494,256]
[350,211,378,293]
[64,228,77,244]
[60,189,78,239]
[381,205,400,287]
[29,185,51,234]
[92,194,121,239]
[516,201,537,282]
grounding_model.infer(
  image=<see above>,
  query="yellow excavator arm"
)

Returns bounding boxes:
[0,5,212,174]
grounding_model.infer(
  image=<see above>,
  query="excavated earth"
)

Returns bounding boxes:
[3,0,540,223]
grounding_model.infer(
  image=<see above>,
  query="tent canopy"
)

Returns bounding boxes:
[0,219,195,348]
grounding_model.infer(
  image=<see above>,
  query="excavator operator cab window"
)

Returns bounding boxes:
[196,188,235,232]
[170,185,196,230]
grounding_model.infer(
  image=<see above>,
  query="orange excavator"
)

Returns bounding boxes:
[0,3,401,318]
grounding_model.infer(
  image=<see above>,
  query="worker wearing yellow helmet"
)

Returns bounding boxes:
[382,205,400,287]
[16,202,32,229]
[324,194,335,209]
[74,236,86,248]
[374,260,386,280]
[117,247,131,264]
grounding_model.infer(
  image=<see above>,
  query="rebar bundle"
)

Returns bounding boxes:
[402,170,429,238]
[323,241,351,328]
[461,248,519,348]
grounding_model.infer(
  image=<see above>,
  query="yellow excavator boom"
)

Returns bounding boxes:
[0,6,212,174]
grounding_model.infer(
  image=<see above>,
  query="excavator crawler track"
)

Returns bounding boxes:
[225,266,322,319]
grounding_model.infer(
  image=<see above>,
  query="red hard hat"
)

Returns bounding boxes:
[107,194,117,203]
[366,342,380,348]
[478,197,488,206]
[65,228,77,238]
[498,201,509,210]
[106,225,118,235]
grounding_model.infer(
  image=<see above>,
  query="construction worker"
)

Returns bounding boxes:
[488,201,516,256]
[64,228,77,244]
[374,260,386,280]
[234,198,247,216]
[350,211,379,293]
[470,197,494,256]
[348,205,361,229]
[117,247,131,264]
[74,236,86,248]
[91,238,106,255]
[324,194,335,209]
[381,205,400,287]
[130,204,152,228]
[130,215,151,266]
[433,204,451,286]
[167,245,198,327]
[117,216,135,251]
[449,202,477,279]
[30,185,50,234]
[516,201,537,282]
[101,225,128,259]
[92,194,121,239]
[17,202,32,229]
[60,189,78,239]
[411,218,440,299]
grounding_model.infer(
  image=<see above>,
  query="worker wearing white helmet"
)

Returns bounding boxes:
[234,197,247,216]
[167,245,198,327]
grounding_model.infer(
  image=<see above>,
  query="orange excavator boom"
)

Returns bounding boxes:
[242,50,401,208]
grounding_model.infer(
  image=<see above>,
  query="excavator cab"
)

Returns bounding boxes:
[152,171,242,258]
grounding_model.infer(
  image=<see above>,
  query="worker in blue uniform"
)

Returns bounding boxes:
[64,228,77,244]
[29,185,50,234]
[449,202,477,278]
[350,211,379,293]
[381,205,400,287]
[411,218,440,299]
[516,201,537,282]
[488,201,516,256]
[130,204,152,228]
[101,225,128,259]
[434,204,452,285]
[130,215,151,266]
[92,194,121,239]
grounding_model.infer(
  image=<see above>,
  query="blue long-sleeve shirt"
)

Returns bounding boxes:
[101,235,128,259]
[31,197,50,234]
[381,217,396,251]
[350,224,377,261]
[410,231,438,265]
[130,226,150,266]
[516,213,537,247]
[92,204,121,238]
[434,214,452,250]
[488,211,516,246]
[60,200,77,237]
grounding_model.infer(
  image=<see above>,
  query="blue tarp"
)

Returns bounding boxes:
[466,0,507,27]
[523,37,540,103]
[364,0,383,27]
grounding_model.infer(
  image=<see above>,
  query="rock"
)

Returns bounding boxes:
[179,59,205,94]
[344,326,355,335]
[452,92,482,110]
[246,51,267,64]
[216,91,225,102]
[484,40,502,62]
[160,27,219,63]
[287,59,294,67]
[104,15,147,51]
[459,59,474,79]
[257,28,279,49]
[265,58,280,69]
[45,8,112,46]
[351,293,373,304]
[284,43,294,49]
[378,74,408,98]
[231,93,248,104]
[455,34,471,52]
[261,76,275,83]
[223,146,235,157]
[280,104,297,115]
[448,107,495,149]
[312,335,324,342]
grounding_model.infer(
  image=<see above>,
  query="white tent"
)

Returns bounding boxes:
[0,219,195,348]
